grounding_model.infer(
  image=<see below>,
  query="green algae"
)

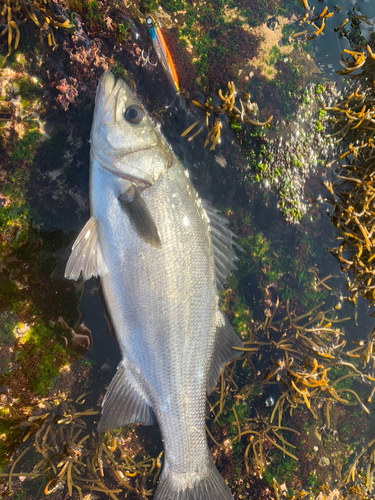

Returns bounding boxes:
[10,131,42,165]
[16,322,74,395]
[14,76,42,104]
[0,99,89,459]
[267,45,283,66]
[221,275,253,339]
[116,21,131,42]
[241,83,335,223]
[307,471,318,489]
[111,63,136,91]
[141,0,158,12]
[83,0,106,28]
[158,0,266,91]
[315,120,323,132]
[273,453,299,483]
[0,279,21,312]
[235,218,328,307]
[0,313,16,344]
[0,204,30,251]
[0,316,91,466]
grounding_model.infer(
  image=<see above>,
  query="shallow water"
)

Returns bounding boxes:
[1,0,375,498]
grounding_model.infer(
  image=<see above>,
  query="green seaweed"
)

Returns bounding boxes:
[10,130,42,165]
[307,471,318,489]
[3,320,79,397]
[117,21,131,42]
[267,45,282,66]
[13,76,42,104]
[141,0,158,12]
[0,204,30,250]
[160,0,186,10]
[234,220,326,306]
[111,63,136,91]
[83,0,106,28]
[275,454,299,482]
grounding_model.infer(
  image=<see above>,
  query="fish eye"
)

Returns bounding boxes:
[124,106,143,124]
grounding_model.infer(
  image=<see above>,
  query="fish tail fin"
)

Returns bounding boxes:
[154,455,233,500]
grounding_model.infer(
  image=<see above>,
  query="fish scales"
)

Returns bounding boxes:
[64,71,243,500]
[93,159,216,466]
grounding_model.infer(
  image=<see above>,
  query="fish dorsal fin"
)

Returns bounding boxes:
[207,311,243,395]
[98,360,155,432]
[202,200,239,290]
[64,216,108,281]
[119,185,161,248]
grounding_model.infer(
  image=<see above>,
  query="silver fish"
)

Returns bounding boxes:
[64,71,243,500]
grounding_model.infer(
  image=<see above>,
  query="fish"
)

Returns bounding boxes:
[64,71,243,500]
[146,15,179,92]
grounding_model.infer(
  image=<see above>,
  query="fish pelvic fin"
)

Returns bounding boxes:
[154,452,233,500]
[207,311,244,396]
[98,360,155,432]
[64,216,108,281]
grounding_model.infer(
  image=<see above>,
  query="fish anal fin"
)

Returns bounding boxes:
[64,216,108,281]
[207,312,244,396]
[98,360,155,432]
[119,185,161,248]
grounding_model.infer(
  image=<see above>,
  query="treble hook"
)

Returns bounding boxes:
[141,45,158,67]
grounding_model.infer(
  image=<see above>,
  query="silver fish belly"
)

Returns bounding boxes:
[64,71,243,500]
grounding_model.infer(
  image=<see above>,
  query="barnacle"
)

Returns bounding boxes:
[0,0,74,67]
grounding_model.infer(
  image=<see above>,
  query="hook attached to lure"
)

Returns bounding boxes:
[141,44,158,67]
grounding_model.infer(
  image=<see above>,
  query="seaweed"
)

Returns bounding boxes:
[0,395,162,499]
[0,0,74,67]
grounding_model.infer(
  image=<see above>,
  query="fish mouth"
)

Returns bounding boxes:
[101,71,117,101]
[96,71,119,125]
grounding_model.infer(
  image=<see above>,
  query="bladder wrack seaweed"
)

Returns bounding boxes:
[181,81,272,150]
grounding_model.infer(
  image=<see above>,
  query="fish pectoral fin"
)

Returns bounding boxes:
[50,238,76,280]
[98,360,155,432]
[64,216,109,281]
[207,311,244,396]
[119,185,161,248]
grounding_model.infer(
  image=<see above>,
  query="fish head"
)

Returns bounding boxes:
[90,71,173,186]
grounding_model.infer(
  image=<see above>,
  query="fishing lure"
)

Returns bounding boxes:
[146,15,179,92]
